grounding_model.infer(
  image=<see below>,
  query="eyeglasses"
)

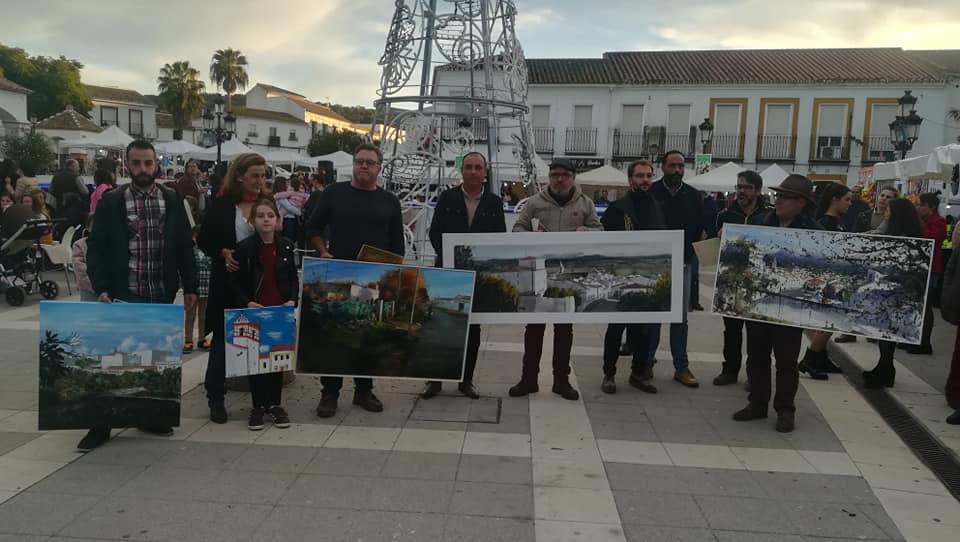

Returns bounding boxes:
[354,159,379,167]
[735,184,755,191]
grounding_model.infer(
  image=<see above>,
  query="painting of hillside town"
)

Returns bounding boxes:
[442,231,684,324]
[225,306,296,378]
[713,224,934,343]
[296,258,476,381]
[38,302,183,430]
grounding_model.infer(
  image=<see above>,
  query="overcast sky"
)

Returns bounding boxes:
[3,0,958,107]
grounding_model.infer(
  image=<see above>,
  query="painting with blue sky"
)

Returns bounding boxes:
[224,305,297,378]
[298,257,475,380]
[38,301,183,430]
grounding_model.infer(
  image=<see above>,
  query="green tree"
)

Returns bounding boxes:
[307,128,366,156]
[157,61,206,140]
[474,273,520,312]
[39,330,73,397]
[209,48,249,111]
[0,131,55,174]
[0,44,92,119]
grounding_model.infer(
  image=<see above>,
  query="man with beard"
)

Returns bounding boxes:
[83,139,198,451]
[647,150,703,388]
[599,159,664,394]
[712,170,770,386]
[510,158,602,401]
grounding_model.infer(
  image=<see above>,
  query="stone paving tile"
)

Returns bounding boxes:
[200,469,298,504]
[250,506,355,542]
[456,454,533,485]
[614,490,708,528]
[750,471,880,504]
[781,501,894,539]
[381,451,461,480]
[621,524,717,542]
[0,431,38,455]
[25,462,145,497]
[368,478,455,513]
[350,510,448,541]
[227,443,319,473]
[280,473,375,509]
[303,447,389,476]
[449,481,534,519]
[0,534,46,542]
[162,441,250,469]
[693,494,798,534]
[442,515,535,542]
[0,492,100,536]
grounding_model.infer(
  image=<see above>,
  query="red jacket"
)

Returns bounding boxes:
[923,213,947,273]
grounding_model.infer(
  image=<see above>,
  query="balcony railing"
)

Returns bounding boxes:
[863,136,894,163]
[268,135,281,147]
[439,118,489,142]
[810,135,851,162]
[288,133,299,142]
[533,127,554,153]
[129,123,144,137]
[612,130,645,158]
[565,128,598,155]
[707,134,744,160]
[663,133,695,156]
[757,135,797,161]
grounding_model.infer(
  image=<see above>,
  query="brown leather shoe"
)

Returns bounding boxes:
[316,395,338,418]
[420,381,442,399]
[674,369,699,388]
[458,382,480,399]
[353,391,384,412]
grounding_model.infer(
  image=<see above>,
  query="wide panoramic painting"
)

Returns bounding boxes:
[442,231,684,324]
[296,257,475,381]
[224,306,296,378]
[713,224,934,343]
[38,301,182,430]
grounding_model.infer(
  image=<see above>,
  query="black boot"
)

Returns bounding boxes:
[815,350,843,374]
[799,350,828,380]
[862,365,895,389]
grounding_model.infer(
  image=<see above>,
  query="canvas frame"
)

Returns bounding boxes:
[224,305,297,378]
[295,257,476,382]
[442,231,685,324]
[711,224,934,344]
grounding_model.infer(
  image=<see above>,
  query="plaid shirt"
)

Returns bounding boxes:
[194,247,211,297]
[125,183,166,299]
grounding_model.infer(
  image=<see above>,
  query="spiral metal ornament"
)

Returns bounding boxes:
[378,0,421,96]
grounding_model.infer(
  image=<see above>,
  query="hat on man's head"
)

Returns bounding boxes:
[549,158,577,175]
[770,174,816,204]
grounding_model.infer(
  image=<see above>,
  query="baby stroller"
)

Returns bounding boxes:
[0,204,60,306]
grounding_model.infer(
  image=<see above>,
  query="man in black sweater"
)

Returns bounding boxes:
[421,152,506,400]
[306,143,405,418]
[648,150,703,388]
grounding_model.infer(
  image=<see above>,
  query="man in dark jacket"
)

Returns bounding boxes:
[421,152,506,400]
[49,159,88,214]
[733,174,821,433]
[83,139,198,451]
[648,150,703,388]
[599,159,664,394]
[712,170,770,386]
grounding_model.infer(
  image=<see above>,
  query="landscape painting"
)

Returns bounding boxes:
[296,257,475,381]
[225,306,296,378]
[442,231,684,324]
[713,224,934,343]
[39,301,183,430]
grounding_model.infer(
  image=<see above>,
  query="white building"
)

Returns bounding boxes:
[496,257,548,296]
[84,84,158,140]
[205,106,310,154]
[0,77,31,140]
[245,83,366,137]
[225,314,294,377]
[519,48,960,185]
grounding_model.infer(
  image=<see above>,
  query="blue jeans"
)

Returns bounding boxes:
[647,264,691,370]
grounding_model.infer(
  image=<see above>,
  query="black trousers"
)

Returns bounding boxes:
[462,324,481,384]
[321,376,373,399]
[205,336,226,406]
[721,317,745,376]
[602,324,650,376]
[919,276,938,347]
[877,340,897,371]
[249,372,283,408]
[745,322,801,413]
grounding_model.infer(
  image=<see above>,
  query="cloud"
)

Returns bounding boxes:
[515,7,562,30]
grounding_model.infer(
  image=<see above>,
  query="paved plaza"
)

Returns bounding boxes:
[0,270,959,542]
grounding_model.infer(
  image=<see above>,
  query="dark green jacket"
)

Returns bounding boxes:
[87,183,197,302]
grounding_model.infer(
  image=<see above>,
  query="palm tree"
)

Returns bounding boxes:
[209,48,249,111]
[950,109,960,122]
[157,61,206,140]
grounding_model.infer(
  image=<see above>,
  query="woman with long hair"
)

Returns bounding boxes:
[88,169,116,215]
[25,189,54,244]
[800,182,852,379]
[862,198,925,388]
[198,153,268,424]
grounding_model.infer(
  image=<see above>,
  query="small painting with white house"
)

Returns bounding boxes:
[442,231,684,324]
[224,306,297,378]
[38,301,183,430]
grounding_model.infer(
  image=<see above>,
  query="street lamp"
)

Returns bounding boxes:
[889,90,923,160]
[201,96,236,164]
[698,118,714,153]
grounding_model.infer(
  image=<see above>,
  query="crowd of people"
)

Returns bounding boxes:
[3,138,958,450]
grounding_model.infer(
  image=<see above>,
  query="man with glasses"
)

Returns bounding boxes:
[712,170,770,386]
[733,174,820,433]
[510,158,602,401]
[648,150,703,388]
[599,159,664,394]
[307,142,405,418]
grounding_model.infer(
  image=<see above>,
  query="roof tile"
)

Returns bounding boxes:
[34,107,101,132]
[83,84,154,105]
[0,77,32,95]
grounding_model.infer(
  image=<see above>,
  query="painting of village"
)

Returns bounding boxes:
[296,257,476,381]
[38,302,182,430]
[713,224,934,343]
[224,306,296,378]
[442,231,684,324]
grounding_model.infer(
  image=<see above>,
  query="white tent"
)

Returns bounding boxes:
[576,165,629,187]
[263,149,313,166]
[683,162,743,192]
[874,144,960,181]
[60,125,134,150]
[758,163,790,192]
[188,138,256,161]
[156,140,204,155]
[315,150,354,170]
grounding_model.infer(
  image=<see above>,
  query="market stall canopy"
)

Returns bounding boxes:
[873,144,960,181]
[188,138,256,161]
[683,162,743,193]
[314,150,354,170]
[263,149,313,166]
[576,165,629,187]
[156,140,204,155]
[60,125,134,150]
[758,163,790,193]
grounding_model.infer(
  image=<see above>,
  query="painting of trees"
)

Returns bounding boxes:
[474,273,520,312]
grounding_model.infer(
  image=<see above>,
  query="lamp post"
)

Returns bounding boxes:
[201,95,236,164]
[889,90,923,160]
[698,117,714,154]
